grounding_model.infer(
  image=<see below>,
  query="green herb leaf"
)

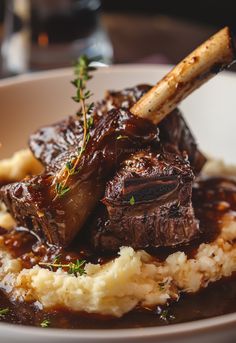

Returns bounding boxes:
[65,161,74,173]
[116,135,128,140]
[84,90,92,99]
[87,103,95,115]
[0,308,9,318]
[39,258,86,277]
[54,55,99,199]
[78,146,86,156]
[40,319,51,328]
[56,183,70,197]
[160,309,169,321]
[85,132,91,145]
[87,116,94,129]
[157,307,175,322]
[129,196,135,206]
[53,254,62,264]
[68,260,86,277]
[158,280,168,291]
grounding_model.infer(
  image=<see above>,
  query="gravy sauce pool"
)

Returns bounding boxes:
[1,176,236,329]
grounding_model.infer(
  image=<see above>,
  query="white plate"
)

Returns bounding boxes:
[0,65,236,342]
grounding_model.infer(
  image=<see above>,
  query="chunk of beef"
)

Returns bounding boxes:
[29,85,205,175]
[159,113,206,174]
[95,84,152,117]
[29,116,83,172]
[0,109,158,246]
[0,85,205,248]
[28,85,152,172]
[91,148,199,251]
[101,85,206,174]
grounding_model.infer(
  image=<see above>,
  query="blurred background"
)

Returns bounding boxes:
[0,0,235,77]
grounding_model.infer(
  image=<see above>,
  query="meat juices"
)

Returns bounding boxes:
[0,85,205,249]
[1,108,158,246]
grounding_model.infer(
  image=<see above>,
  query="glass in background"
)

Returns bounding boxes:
[1,0,113,77]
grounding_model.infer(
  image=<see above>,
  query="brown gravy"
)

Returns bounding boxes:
[1,176,236,329]
[1,276,236,329]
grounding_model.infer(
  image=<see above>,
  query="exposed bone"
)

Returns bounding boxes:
[130,27,236,124]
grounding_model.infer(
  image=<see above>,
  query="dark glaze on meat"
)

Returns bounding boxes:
[0,177,236,328]
[0,85,205,249]
[0,108,158,247]
[28,85,153,171]
[92,147,199,251]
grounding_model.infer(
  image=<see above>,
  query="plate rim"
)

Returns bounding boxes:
[0,64,235,88]
[0,311,236,339]
[0,64,171,87]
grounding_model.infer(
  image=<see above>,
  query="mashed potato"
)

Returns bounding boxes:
[0,149,43,183]
[0,153,236,317]
[0,216,235,317]
[202,157,236,178]
[0,203,16,229]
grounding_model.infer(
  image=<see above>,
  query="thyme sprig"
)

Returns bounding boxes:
[54,55,97,198]
[116,135,128,140]
[39,258,86,277]
[129,196,135,206]
[40,319,51,328]
[0,308,9,318]
[156,306,175,322]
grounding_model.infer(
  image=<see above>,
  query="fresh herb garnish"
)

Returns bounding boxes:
[67,260,86,276]
[39,258,86,277]
[160,309,175,321]
[65,160,74,174]
[158,282,165,291]
[55,182,70,197]
[160,309,169,321]
[87,113,94,126]
[54,55,98,199]
[0,308,9,318]
[53,254,62,264]
[156,306,175,322]
[40,319,51,328]
[129,196,135,206]
[158,280,168,291]
[116,135,128,140]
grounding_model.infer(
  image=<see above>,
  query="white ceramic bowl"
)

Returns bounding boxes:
[0,65,236,343]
